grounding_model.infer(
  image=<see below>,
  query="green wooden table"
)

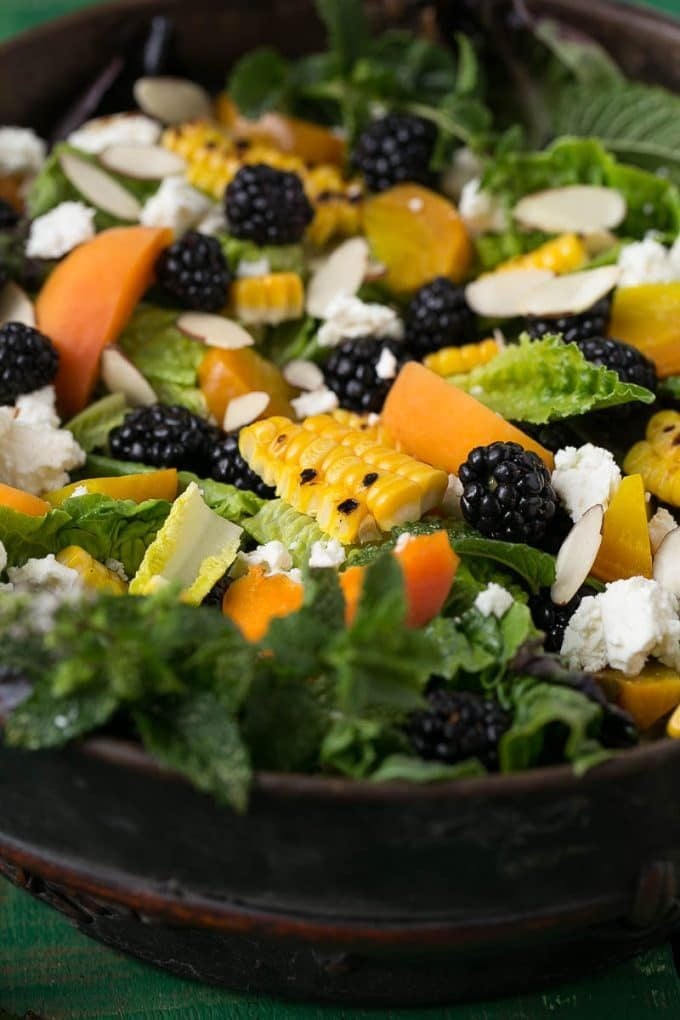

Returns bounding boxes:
[2,0,680,1015]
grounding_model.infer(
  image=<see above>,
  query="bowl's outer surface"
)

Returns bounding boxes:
[2,0,680,1004]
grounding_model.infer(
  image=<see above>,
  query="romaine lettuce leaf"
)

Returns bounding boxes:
[370,754,486,782]
[65,393,128,453]
[242,498,326,566]
[450,334,655,423]
[451,535,555,594]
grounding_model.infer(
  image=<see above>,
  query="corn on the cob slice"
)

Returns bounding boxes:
[624,410,680,506]
[330,409,394,444]
[230,273,304,325]
[240,415,447,542]
[56,546,127,594]
[425,338,501,377]
[496,233,587,275]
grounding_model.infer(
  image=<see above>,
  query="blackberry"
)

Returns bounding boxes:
[511,419,579,455]
[225,164,313,245]
[109,404,214,473]
[525,296,611,344]
[0,199,19,231]
[528,585,595,653]
[323,337,405,413]
[576,335,657,394]
[202,572,232,609]
[404,277,476,358]
[0,321,59,405]
[352,113,437,193]
[459,441,557,545]
[208,432,275,498]
[407,688,511,771]
[155,230,232,312]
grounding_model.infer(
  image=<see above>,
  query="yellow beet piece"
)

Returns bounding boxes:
[362,184,472,294]
[591,474,653,583]
[46,469,178,507]
[610,283,680,377]
[599,664,680,731]
[624,410,680,507]
[56,546,127,594]
[381,362,553,473]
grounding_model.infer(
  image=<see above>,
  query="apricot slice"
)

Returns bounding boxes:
[382,362,553,473]
[362,184,472,294]
[591,474,653,582]
[198,347,293,425]
[36,226,172,418]
[222,565,304,641]
[0,482,49,517]
[609,283,680,377]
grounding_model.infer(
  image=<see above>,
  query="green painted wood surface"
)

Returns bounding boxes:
[1,0,680,1015]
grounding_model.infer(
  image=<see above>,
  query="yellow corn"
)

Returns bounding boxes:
[163,120,363,245]
[230,273,305,325]
[56,546,128,595]
[425,338,501,377]
[668,704,680,739]
[239,414,448,543]
[624,410,680,506]
[496,233,587,275]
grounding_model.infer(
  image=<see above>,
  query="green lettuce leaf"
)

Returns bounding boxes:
[451,535,555,595]
[659,376,680,401]
[6,685,119,749]
[370,754,486,783]
[450,334,655,423]
[319,716,406,779]
[258,316,320,367]
[220,235,305,276]
[242,499,326,567]
[65,393,128,453]
[118,306,207,416]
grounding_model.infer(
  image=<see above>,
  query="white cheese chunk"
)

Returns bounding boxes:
[140,176,211,235]
[317,294,404,349]
[308,539,346,569]
[26,201,96,259]
[551,444,622,522]
[474,582,514,619]
[0,127,46,176]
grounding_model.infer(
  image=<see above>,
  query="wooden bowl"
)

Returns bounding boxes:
[1,0,680,1005]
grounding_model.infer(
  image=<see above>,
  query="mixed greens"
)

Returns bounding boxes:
[1,0,680,810]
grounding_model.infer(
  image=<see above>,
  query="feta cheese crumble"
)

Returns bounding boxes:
[0,127,46,176]
[236,257,271,279]
[441,146,485,200]
[67,114,161,154]
[5,554,84,633]
[14,386,60,428]
[561,577,680,676]
[375,346,398,381]
[26,201,96,259]
[140,176,212,235]
[474,583,514,619]
[241,541,302,583]
[317,295,404,349]
[308,539,346,569]
[0,403,86,495]
[551,444,622,522]
[617,237,680,288]
[459,178,508,236]
[291,387,339,419]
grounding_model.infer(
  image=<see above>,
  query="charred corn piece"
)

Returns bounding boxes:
[624,410,680,506]
[330,409,393,444]
[315,488,377,545]
[425,338,501,377]
[496,233,587,275]
[230,273,305,325]
[56,546,127,595]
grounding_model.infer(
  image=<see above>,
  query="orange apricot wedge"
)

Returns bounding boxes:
[0,482,50,517]
[222,565,304,641]
[36,226,172,418]
[382,362,554,474]
[198,347,293,424]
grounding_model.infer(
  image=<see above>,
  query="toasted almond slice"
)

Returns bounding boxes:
[99,144,186,180]
[583,229,619,258]
[464,268,554,318]
[177,312,254,350]
[283,359,324,391]
[306,237,370,318]
[513,186,626,234]
[521,265,621,318]
[551,504,604,606]
[224,391,270,432]
[59,150,141,221]
[101,347,156,407]
[364,259,387,283]
[0,282,35,328]
[653,527,680,596]
[649,507,677,554]
[134,76,212,125]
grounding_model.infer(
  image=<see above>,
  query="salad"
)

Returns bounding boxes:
[1,0,680,812]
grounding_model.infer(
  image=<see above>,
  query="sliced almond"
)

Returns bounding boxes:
[551,504,604,606]
[59,150,141,221]
[134,77,212,125]
[653,527,680,596]
[283,359,324,391]
[649,507,677,554]
[177,312,254,350]
[0,282,35,328]
[99,144,186,180]
[306,237,370,318]
[223,391,270,432]
[583,229,618,258]
[464,268,554,318]
[364,259,387,283]
[100,347,156,407]
[521,265,621,318]
[513,186,626,234]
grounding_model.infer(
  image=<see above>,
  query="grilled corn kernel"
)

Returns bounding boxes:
[624,410,680,507]
[425,338,501,377]
[496,233,587,275]
[56,546,127,595]
[230,273,305,325]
